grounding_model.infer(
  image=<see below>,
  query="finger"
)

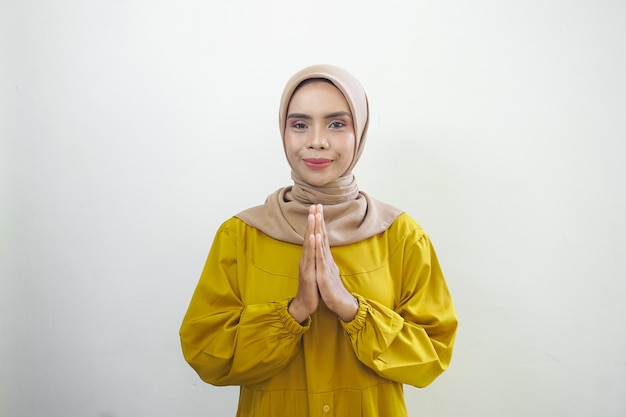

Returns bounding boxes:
[307,212,316,235]
[308,233,316,261]
[300,232,317,283]
[307,205,317,240]
[303,214,316,254]
[316,207,332,259]
[318,205,330,243]
[315,211,322,234]
[315,232,324,267]
[301,214,316,266]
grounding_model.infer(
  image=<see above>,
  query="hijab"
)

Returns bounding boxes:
[236,64,402,246]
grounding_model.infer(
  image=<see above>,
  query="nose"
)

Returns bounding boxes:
[307,127,329,150]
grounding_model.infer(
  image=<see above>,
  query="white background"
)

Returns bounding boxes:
[2,1,625,416]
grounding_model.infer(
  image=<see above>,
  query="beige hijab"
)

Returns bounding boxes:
[236,64,402,246]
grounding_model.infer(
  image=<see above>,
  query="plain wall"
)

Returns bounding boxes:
[2,0,625,416]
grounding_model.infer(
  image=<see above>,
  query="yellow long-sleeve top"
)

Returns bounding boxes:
[180,213,457,417]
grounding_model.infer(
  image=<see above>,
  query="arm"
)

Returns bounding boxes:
[179,221,310,386]
[341,232,458,388]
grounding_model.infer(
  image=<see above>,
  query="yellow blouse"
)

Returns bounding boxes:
[180,213,457,417]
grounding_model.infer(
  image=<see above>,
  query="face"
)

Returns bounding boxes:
[284,81,356,187]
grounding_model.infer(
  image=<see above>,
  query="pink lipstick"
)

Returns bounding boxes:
[303,158,332,169]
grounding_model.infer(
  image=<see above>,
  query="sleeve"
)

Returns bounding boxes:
[341,232,457,388]
[179,221,310,386]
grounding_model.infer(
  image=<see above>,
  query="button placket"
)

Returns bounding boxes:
[318,393,333,416]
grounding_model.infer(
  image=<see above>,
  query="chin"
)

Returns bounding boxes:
[304,177,333,187]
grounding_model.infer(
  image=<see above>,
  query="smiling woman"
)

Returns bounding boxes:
[179,64,458,417]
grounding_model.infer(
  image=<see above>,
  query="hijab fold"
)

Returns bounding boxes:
[236,64,402,246]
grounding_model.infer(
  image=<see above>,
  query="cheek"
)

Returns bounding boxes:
[283,136,300,166]
[340,135,357,162]
[283,135,297,155]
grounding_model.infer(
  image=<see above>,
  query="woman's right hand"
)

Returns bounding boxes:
[288,205,321,323]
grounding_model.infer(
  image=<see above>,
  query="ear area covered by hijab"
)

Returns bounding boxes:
[236,64,402,246]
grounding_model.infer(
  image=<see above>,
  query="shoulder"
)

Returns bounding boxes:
[387,212,426,239]
[381,212,437,255]
[216,216,297,249]
[220,216,248,230]
[212,216,251,243]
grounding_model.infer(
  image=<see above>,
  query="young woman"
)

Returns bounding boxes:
[180,64,457,417]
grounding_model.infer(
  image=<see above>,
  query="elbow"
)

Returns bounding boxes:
[415,326,457,388]
[183,348,233,386]
[180,334,233,386]
[414,358,451,388]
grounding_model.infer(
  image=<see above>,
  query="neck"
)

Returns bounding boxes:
[289,173,359,205]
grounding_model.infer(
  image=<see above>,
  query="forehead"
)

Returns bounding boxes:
[288,80,350,110]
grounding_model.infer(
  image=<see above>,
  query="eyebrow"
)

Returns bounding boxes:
[287,111,352,120]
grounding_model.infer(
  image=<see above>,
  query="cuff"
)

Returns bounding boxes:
[340,293,369,335]
[275,298,311,335]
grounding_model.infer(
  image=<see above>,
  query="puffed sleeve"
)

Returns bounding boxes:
[341,231,457,387]
[179,221,310,386]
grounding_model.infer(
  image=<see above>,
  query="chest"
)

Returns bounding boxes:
[235,231,401,308]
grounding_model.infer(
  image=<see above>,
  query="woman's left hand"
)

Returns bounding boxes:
[312,204,359,322]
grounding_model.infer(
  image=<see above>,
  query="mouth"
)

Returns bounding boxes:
[303,158,333,169]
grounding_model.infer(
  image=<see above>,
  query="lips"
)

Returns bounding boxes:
[303,158,333,169]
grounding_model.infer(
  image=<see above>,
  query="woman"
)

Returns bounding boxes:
[180,64,457,417]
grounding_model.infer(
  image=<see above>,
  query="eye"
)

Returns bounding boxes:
[291,121,308,130]
[329,121,346,129]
